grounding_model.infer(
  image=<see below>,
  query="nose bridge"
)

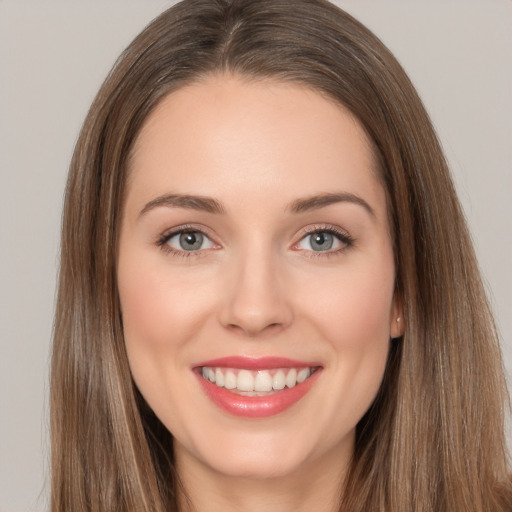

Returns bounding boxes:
[219,237,293,336]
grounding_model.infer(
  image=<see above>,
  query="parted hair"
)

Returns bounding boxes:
[51,1,511,510]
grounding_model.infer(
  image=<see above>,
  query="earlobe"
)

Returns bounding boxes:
[390,297,404,339]
[391,316,404,339]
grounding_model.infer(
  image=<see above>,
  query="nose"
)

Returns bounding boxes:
[218,249,294,337]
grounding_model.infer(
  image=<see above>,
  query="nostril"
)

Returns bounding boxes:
[225,320,286,338]
[217,276,294,336]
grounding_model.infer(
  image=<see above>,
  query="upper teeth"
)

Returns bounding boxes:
[201,367,313,394]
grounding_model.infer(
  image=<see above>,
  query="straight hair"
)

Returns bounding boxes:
[51,1,511,510]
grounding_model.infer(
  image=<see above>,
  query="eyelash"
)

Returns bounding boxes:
[156,224,215,259]
[156,223,354,259]
[296,224,355,259]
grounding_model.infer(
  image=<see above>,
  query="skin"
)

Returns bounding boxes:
[117,75,403,512]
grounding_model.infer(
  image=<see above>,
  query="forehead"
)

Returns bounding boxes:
[126,74,385,219]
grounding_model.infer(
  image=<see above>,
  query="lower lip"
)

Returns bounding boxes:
[195,369,321,418]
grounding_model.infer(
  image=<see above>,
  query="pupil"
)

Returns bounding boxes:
[311,232,333,251]
[315,234,326,245]
[180,232,203,251]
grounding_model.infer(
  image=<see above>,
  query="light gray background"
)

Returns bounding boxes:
[1,1,510,510]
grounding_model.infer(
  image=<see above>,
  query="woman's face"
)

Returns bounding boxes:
[117,75,402,481]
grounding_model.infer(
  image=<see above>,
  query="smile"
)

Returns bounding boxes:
[201,366,316,395]
[194,357,322,418]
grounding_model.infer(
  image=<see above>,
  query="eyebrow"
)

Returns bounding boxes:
[287,192,376,218]
[139,191,375,218]
[139,194,225,216]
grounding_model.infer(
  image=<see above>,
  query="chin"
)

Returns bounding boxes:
[174,421,352,482]
[203,448,310,480]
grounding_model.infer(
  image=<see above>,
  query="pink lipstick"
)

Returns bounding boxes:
[193,356,322,418]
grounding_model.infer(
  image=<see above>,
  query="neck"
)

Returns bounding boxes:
[175,442,351,512]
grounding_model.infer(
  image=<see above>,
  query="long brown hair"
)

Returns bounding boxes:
[51,1,511,510]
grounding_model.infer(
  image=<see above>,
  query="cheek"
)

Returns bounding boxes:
[116,254,217,435]
[117,263,172,403]
[118,265,174,352]
[295,256,395,426]
[300,261,395,348]
[118,255,211,350]
[117,253,203,391]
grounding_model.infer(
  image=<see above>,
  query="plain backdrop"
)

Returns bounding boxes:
[1,1,511,510]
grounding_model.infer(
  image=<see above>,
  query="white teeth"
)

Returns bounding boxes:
[273,370,286,390]
[254,371,273,392]
[215,368,224,387]
[237,370,254,392]
[297,368,311,383]
[201,366,315,393]
[285,368,297,388]
[224,370,237,390]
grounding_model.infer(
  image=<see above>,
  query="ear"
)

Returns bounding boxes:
[389,292,404,339]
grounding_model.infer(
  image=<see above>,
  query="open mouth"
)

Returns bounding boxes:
[193,357,323,418]
[199,366,319,396]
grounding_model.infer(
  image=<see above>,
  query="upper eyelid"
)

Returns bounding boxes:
[156,223,353,251]
[159,224,215,240]
[291,224,354,250]
[156,226,219,255]
[296,224,352,241]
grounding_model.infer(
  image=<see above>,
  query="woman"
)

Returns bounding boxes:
[51,0,511,510]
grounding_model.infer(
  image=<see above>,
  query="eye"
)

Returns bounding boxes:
[296,228,353,253]
[163,230,216,252]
